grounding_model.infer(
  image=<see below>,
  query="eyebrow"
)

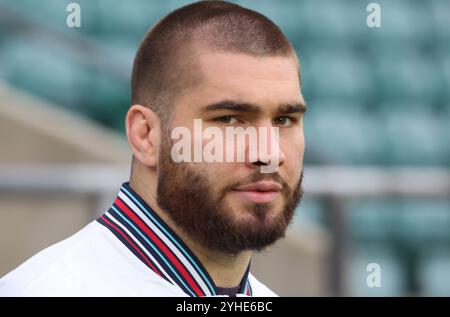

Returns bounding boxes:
[203,100,307,115]
[279,103,308,114]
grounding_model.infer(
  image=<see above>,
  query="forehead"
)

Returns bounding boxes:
[176,51,303,113]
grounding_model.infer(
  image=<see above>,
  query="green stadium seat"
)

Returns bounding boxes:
[419,249,450,296]
[368,0,434,46]
[302,51,374,101]
[345,199,402,243]
[441,54,450,104]
[430,0,450,45]
[377,104,448,166]
[94,0,169,39]
[374,52,443,104]
[346,198,450,246]
[236,0,306,38]
[0,38,84,108]
[293,0,369,43]
[347,245,405,296]
[397,200,450,245]
[294,197,326,227]
[305,101,385,165]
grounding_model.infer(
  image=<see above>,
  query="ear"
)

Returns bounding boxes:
[125,105,161,167]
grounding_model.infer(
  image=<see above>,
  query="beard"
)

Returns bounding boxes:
[156,136,304,255]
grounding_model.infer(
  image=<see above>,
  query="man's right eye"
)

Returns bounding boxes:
[214,115,239,124]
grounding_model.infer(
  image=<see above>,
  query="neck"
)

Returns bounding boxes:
[129,176,252,288]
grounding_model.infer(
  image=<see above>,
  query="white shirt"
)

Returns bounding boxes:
[0,183,277,297]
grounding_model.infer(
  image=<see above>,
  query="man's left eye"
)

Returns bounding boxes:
[274,117,293,126]
[214,115,239,124]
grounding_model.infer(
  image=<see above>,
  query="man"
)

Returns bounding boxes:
[0,0,306,296]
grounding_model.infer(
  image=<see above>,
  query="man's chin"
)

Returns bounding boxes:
[224,202,287,228]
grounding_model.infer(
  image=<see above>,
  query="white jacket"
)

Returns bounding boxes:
[0,183,277,297]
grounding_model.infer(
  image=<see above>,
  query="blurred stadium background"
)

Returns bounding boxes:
[0,0,449,296]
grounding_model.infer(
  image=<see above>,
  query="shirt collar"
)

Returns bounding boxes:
[97,182,252,297]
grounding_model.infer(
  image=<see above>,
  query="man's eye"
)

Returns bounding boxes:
[274,117,293,126]
[214,115,239,124]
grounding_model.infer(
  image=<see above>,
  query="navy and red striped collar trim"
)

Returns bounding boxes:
[97,182,252,297]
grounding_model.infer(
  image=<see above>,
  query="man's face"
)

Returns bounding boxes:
[157,50,305,254]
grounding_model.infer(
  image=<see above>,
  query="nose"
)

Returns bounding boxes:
[244,125,285,171]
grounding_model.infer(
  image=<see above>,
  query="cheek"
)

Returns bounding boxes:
[282,132,304,172]
[195,161,233,186]
[206,161,237,179]
[298,133,305,165]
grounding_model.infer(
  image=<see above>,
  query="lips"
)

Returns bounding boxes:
[232,181,282,204]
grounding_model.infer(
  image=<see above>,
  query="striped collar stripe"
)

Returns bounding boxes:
[98,215,167,279]
[97,183,252,297]
[117,190,214,294]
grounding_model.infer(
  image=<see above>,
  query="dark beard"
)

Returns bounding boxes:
[156,137,304,255]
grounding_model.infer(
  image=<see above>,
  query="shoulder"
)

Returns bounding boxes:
[0,222,185,296]
[248,273,278,297]
[0,222,110,296]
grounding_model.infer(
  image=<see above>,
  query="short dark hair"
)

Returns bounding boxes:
[131,0,297,122]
